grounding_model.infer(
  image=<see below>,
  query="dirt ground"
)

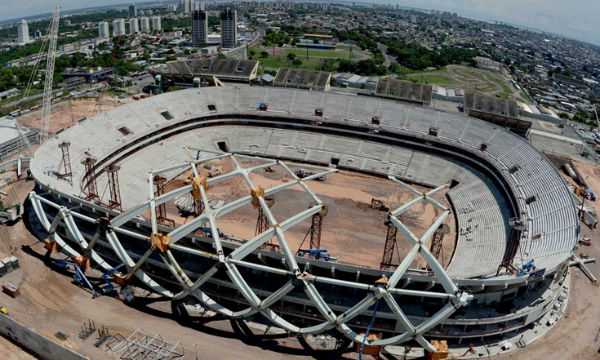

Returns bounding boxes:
[16,96,124,135]
[154,158,456,270]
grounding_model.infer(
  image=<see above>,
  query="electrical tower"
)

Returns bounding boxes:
[41,6,60,143]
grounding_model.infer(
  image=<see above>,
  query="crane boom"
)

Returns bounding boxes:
[41,6,60,143]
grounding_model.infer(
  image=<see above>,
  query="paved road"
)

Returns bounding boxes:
[377,42,396,68]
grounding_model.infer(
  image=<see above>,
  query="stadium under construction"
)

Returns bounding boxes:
[22,83,584,358]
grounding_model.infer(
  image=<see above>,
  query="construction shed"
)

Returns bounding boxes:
[375,78,433,105]
[155,57,259,83]
[273,68,332,91]
[464,92,531,136]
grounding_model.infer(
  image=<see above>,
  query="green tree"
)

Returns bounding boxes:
[260,51,269,58]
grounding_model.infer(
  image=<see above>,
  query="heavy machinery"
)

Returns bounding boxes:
[297,248,336,262]
[518,259,536,276]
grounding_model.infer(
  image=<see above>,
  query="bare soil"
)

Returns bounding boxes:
[155,158,456,270]
[17,96,124,135]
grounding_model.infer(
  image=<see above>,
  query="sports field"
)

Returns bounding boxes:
[251,44,369,71]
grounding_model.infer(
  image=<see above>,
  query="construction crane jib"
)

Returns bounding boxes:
[41,6,60,143]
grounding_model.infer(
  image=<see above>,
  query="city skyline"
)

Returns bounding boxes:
[0,0,598,46]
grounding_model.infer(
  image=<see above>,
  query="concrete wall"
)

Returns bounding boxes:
[521,111,565,125]
[0,314,88,360]
[431,92,464,103]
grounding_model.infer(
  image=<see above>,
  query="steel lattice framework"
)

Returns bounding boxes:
[29,153,471,351]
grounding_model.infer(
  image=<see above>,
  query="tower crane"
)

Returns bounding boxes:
[41,6,60,143]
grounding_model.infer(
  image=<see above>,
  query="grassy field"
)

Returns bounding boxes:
[251,44,369,71]
[406,73,455,87]
[284,47,357,59]
[403,65,519,99]
[257,55,325,71]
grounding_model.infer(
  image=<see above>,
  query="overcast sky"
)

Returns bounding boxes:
[2,0,599,45]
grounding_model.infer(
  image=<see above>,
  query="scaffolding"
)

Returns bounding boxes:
[58,141,72,181]
[106,164,122,212]
[380,215,399,270]
[307,205,327,249]
[255,206,269,235]
[82,156,98,200]
[430,224,449,265]
[255,197,277,249]
[153,175,175,227]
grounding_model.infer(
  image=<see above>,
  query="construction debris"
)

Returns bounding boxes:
[106,329,184,360]
[95,325,111,348]
[370,198,389,212]
[79,319,96,340]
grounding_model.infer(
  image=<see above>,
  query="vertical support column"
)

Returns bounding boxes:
[251,186,276,249]
[153,175,175,227]
[81,156,98,200]
[309,205,327,249]
[380,213,398,270]
[430,224,448,266]
[58,141,72,181]
[255,206,269,235]
[106,164,122,212]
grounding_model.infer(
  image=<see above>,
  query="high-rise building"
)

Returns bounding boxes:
[140,17,151,33]
[220,8,237,49]
[98,21,110,39]
[129,18,139,34]
[151,16,162,32]
[129,4,137,18]
[192,3,208,47]
[183,0,193,14]
[17,19,30,45]
[112,18,126,37]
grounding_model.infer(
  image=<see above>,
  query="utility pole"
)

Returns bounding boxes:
[41,6,60,143]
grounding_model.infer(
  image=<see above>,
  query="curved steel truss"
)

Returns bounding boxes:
[29,153,471,351]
